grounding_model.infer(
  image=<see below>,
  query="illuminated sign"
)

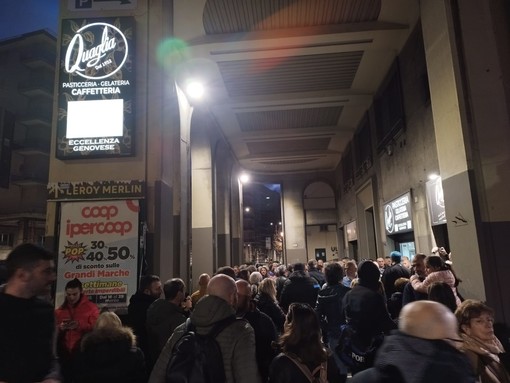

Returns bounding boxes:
[384,191,413,235]
[57,17,135,159]
[426,177,447,225]
[47,180,145,200]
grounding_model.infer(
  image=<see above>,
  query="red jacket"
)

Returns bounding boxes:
[55,294,99,354]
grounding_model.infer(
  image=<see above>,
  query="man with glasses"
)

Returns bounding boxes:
[0,243,60,383]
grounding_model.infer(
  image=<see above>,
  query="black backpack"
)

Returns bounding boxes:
[166,315,237,383]
[335,323,384,374]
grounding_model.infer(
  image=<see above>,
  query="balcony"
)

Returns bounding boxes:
[18,105,52,127]
[12,139,50,155]
[10,171,48,186]
[20,49,55,71]
[18,76,54,99]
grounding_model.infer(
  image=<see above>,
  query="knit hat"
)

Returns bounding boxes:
[390,250,402,263]
[357,260,380,290]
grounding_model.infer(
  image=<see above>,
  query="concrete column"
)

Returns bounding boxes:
[282,179,307,264]
[190,113,214,287]
[421,0,510,323]
[213,142,233,268]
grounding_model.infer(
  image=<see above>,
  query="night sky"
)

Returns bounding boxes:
[0,0,59,41]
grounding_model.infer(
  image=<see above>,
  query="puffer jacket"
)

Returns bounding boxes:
[410,269,461,306]
[315,283,350,337]
[148,294,262,383]
[255,292,285,333]
[74,325,146,383]
[351,331,477,383]
[279,271,320,312]
[55,294,99,353]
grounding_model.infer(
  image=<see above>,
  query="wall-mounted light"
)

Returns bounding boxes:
[428,173,439,181]
[239,173,250,184]
[386,143,394,156]
[185,80,204,100]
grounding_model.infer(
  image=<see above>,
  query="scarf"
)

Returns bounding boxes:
[460,332,505,363]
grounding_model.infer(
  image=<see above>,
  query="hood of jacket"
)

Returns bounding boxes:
[146,299,184,326]
[318,283,350,300]
[81,326,136,352]
[190,294,236,329]
[374,331,475,383]
[129,291,158,306]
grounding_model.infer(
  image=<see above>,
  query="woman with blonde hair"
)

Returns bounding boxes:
[269,303,343,383]
[255,277,285,333]
[73,311,147,383]
[455,300,510,383]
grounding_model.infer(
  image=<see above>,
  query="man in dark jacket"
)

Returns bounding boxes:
[146,278,187,369]
[127,275,162,359]
[236,279,278,382]
[0,243,60,383]
[381,251,410,300]
[316,262,350,379]
[341,260,396,374]
[279,262,320,312]
[148,274,261,383]
[351,300,477,383]
[307,258,326,287]
[402,253,428,306]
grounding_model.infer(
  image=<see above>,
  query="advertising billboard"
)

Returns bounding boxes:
[426,176,447,226]
[57,17,135,159]
[384,191,413,235]
[55,199,139,309]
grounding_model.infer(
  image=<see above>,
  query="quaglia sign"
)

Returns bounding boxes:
[57,17,135,159]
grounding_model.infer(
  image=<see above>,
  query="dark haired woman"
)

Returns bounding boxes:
[428,281,457,313]
[268,303,343,383]
[410,255,461,307]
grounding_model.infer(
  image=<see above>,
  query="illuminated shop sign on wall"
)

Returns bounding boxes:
[57,17,135,159]
[384,191,413,235]
[426,177,447,226]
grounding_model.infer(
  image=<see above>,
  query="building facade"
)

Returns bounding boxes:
[48,0,510,323]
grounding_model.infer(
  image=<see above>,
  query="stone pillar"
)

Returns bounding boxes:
[421,0,510,323]
[190,112,215,287]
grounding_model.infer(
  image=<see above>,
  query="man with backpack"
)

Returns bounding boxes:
[148,274,261,383]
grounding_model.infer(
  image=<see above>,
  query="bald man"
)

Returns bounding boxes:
[351,300,477,382]
[190,273,210,307]
[149,274,261,383]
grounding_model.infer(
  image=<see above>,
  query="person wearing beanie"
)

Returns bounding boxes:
[342,261,397,358]
[381,251,411,301]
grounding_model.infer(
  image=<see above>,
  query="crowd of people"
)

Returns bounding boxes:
[0,243,509,382]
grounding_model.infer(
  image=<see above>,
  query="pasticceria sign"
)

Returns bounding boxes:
[57,17,135,159]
